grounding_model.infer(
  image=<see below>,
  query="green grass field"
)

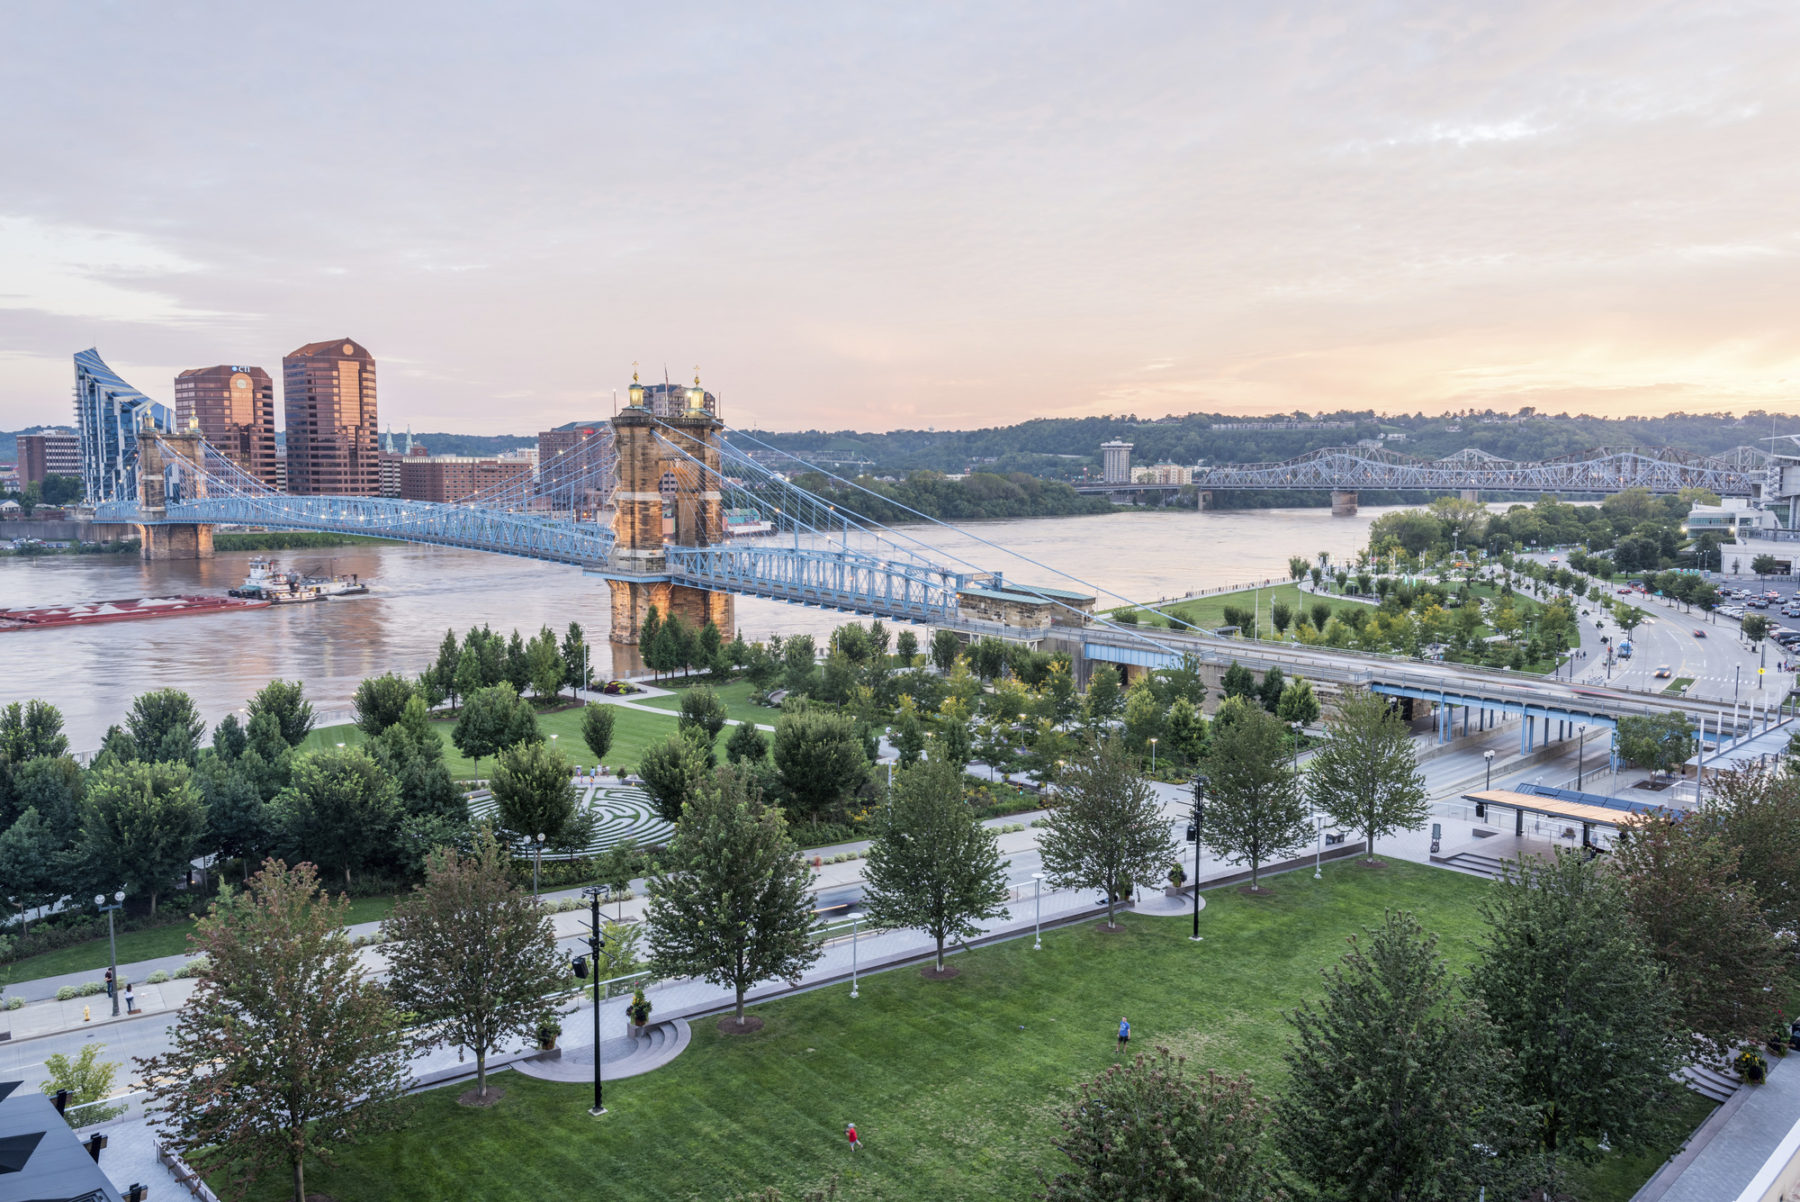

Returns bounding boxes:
[3,894,401,983]
[633,678,775,728]
[301,700,712,779]
[1143,581,1368,633]
[228,859,1705,1202]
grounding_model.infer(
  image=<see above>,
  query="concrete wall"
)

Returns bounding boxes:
[0,519,137,542]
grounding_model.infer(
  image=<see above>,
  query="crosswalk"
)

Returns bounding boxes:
[467,781,675,857]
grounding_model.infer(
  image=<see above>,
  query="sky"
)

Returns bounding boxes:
[3,1,1799,434]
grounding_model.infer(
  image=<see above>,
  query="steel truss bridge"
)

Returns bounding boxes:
[1080,445,1766,496]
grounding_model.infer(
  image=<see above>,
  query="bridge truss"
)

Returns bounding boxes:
[1188,445,1764,495]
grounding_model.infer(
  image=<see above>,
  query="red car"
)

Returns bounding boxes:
[1692,628,1706,639]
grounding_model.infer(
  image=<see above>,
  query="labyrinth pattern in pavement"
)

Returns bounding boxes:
[468,782,674,857]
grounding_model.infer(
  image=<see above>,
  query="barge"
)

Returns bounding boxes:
[0,595,271,632]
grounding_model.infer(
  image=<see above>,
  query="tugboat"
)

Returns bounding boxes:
[230,557,370,603]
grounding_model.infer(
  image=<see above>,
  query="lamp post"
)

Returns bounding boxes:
[581,885,608,1116]
[1484,749,1494,792]
[1149,737,1158,774]
[1031,872,1045,950]
[1189,774,1208,942]
[533,833,546,898]
[1576,726,1588,789]
[848,911,864,997]
[96,891,125,1016]
[1314,814,1325,879]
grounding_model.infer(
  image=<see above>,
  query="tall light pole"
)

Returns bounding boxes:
[96,891,125,1016]
[1149,737,1158,774]
[1189,775,1208,942]
[1484,748,1494,792]
[848,911,864,997]
[581,885,608,1116]
[1031,873,1045,950]
[1314,814,1325,879]
[533,832,546,898]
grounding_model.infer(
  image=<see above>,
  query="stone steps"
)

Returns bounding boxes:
[1431,851,1513,880]
[509,1018,691,1085]
[1677,1062,1741,1104]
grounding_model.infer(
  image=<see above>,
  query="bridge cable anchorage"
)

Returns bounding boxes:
[667,419,1202,656]
[96,433,617,567]
[1176,444,1764,495]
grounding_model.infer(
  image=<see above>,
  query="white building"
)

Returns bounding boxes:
[1685,498,1781,541]
[1101,440,1133,484]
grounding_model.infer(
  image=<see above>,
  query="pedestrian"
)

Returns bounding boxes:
[846,1122,860,1152]
[1117,1016,1130,1051]
[124,983,135,1013]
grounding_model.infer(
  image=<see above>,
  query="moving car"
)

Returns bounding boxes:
[1654,666,1672,678]
[1692,628,1706,638]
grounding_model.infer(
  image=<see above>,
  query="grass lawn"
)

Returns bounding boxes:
[233,859,1705,1202]
[633,678,775,728]
[301,701,706,779]
[4,893,402,983]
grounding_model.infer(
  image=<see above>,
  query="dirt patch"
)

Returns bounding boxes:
[717,1015,766,1035]
[1237,885,1275,897]
[457,1086,506,1108]
[1094,921,1130,933]
[1357,857,1386,869]
[921,963,961,980]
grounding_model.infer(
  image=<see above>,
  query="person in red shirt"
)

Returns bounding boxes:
[846,1123,860,1152]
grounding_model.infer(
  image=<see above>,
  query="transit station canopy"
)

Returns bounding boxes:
[1461,788,1665,829]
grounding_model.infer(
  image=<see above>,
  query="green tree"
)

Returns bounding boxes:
[125,688,206,764]
[895,629,919,663]
[783,633,818,693]
[772,708,868,823]
[526,626,565,700]
[639,729,717,823]
[581,703,616,766]
[194,757,272,881]
[1468,853,1681,1186]
[1121,678,1163,753]
[1276,910,1526,1202]
[490,738,582,848]
[726,720,769,765]
[1612,600,1647,638]
[0,807,61,932]
[383,825,566,1100]
[1165,696,1208,767]
[1614,712,1694,776]
[271,747,400,887]
[1705,766,1800,936]
[1614,813,1791,1058]
[639,605,663,674]
[137,860,411,1202]
[1751,553,1780,578]
[1288,554,1310,580]
[0,698,69,765]
[1274,678,1320,729]
[1043,1049,1278,1202]
[561,620,590,695]
[8,753,86,843]
[451,683,540,777]
[862,759,1010,971]
[1306,688,1426,864]
[1256,665,1286,714]
[930,628,961,674]
[1038,739,1177,928]
[645,767,821,1027]
[40,1043,128,1126]
[453,645,485,712]
[248,679,314,748]
[678,687,730,741]
[1220,661,1256,702]
[1203,706,1310,890]
[1270,599,1293,634]
[432,629,462,709]
[1083,664,1123,731]
[81,759,208,914]
[1742,612,1770,648]
[353,673,417,737]
[504,629,531,693]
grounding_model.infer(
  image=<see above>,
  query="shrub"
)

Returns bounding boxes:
[145,970,170,984]
[4,996,23,1011]
[173,956,211,979]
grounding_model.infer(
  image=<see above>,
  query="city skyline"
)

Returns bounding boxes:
[5,3,1800,435]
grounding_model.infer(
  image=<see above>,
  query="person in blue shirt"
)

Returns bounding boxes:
[1117,1017,1130,1050]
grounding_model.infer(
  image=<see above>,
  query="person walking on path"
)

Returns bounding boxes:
[1117,1017,1130,1051]
[846,1123,861,1152]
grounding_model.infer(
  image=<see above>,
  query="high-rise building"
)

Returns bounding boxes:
[173,365,279,488]
[398,453,532,503]
[17,429,80,485]
[1101,440,1133,484]
[73,348,174,503]
[537,419,614,516]
[282,338,378,495]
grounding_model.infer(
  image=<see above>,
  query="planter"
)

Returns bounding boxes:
[1164,885,1185,898]
[539,1038,558,1051]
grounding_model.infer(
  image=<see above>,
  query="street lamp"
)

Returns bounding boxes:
[533,833,547,898]
[580,885,608,1116]
[1031,873,1045,950]
[1189,775,1208,942]
[1149,737,1158,773]
[1484,748,1494,792]
[1314,814,1325,879]
[95,891,125,1016]
[848,911,864,997]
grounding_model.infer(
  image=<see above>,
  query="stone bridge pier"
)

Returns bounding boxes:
[136,428,213,560]
[1330,490,1358,516]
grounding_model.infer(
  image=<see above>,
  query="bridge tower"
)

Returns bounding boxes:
[136,426,214,560]
[606,372,734,643]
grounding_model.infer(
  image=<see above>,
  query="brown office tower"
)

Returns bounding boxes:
[282,338,379,495]
[172,365,279,488]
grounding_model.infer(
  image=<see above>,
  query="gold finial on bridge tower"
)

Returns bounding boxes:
[687,366,706,413]
[628,361,645,409]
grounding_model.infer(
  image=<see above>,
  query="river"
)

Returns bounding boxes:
[0,506,1410,749]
